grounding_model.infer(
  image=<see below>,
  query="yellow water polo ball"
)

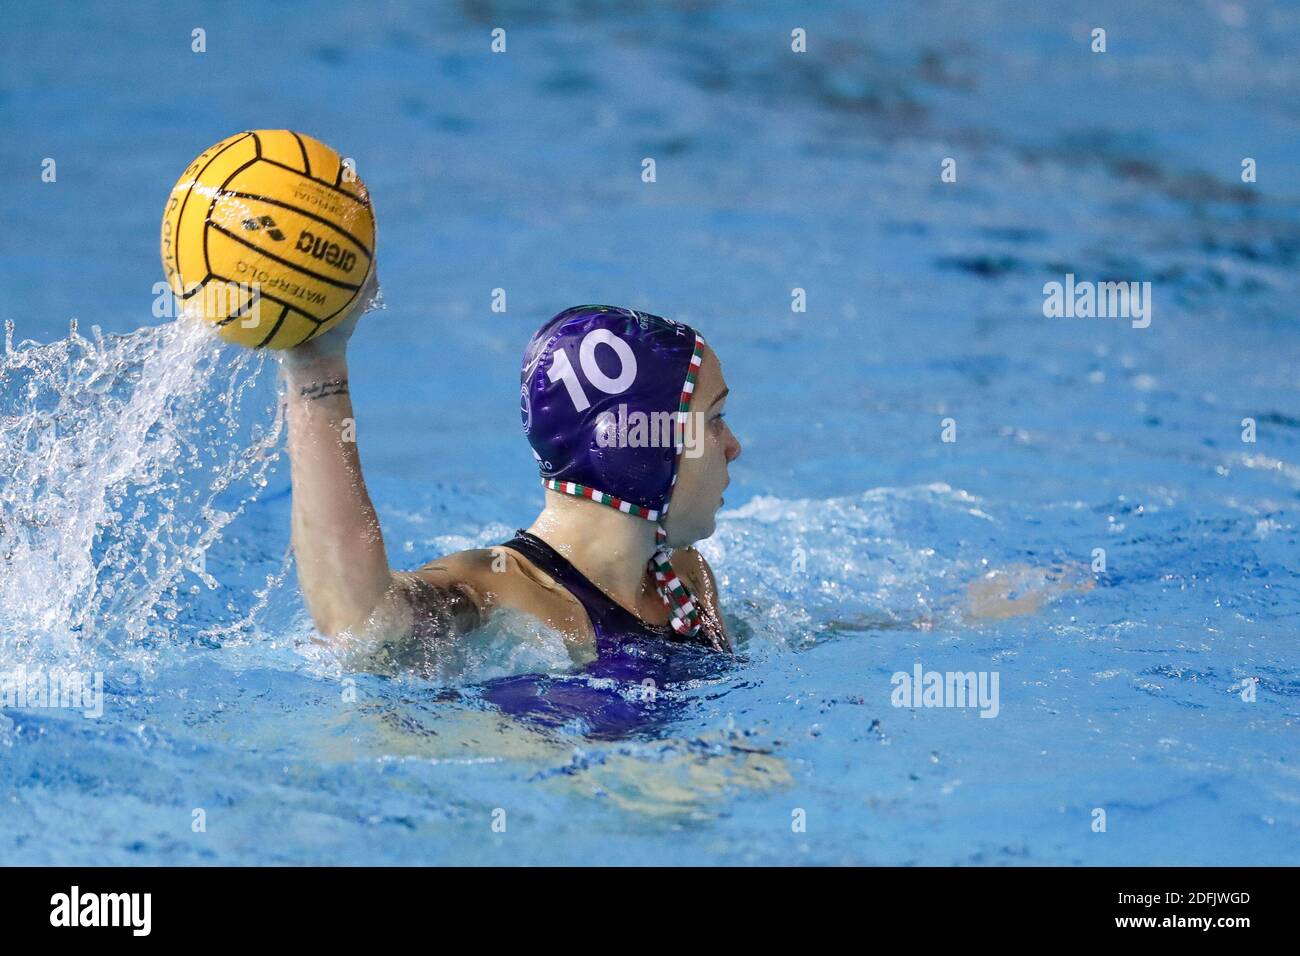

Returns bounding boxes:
[160,129,376,349]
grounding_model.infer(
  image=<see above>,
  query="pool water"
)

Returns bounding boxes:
[1,0,1297,865]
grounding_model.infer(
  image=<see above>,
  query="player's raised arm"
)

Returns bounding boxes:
[158,130,488,652]
[278,272,386,638]
[278,272,484,647]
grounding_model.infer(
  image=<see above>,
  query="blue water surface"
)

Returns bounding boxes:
[0,0,1297,865]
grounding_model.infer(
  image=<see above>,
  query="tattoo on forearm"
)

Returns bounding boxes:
[299,379,349,401]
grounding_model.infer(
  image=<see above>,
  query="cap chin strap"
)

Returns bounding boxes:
[649,526,710,644]
[539,328,713,645]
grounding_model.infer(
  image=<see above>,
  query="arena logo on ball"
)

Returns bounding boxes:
[295,228,358,273]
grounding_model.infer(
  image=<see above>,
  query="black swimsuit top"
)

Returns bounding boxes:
[479,530,728,739]
[497,529,720,656]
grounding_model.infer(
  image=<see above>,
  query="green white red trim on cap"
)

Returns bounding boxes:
[543,479,660,522]
[540,332,709,642]
[675,335,705,441]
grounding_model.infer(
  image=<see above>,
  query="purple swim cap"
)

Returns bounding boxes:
[520,305,712,644]
[521,305,704,519]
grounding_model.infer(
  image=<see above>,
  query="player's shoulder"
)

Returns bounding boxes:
[413,545,578,607]
[411,545,592,644]
[416,547,502,577]
[414,547,519,590]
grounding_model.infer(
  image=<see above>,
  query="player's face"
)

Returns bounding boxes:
[664,345,740,546]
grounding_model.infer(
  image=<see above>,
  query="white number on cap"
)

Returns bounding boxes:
[547,330,638,412]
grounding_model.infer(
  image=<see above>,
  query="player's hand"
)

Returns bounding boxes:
[280,268,382,370]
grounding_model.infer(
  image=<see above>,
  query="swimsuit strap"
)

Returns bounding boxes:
[499,529,680,653]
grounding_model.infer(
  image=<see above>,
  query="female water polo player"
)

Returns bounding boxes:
[280,275,740,674]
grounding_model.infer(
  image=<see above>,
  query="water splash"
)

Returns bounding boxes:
[0,317,282,674]
[702,483,1093,650]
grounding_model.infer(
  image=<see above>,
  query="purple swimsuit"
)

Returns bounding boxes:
[499,529,718,654]
[477,529,728,739]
